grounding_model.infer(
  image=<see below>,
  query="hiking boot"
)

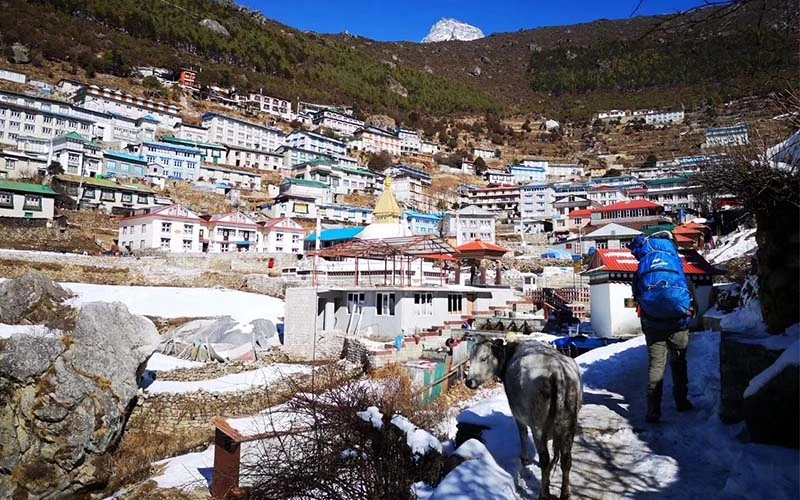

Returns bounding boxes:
[645,408,661,423]
[676,399,695,412]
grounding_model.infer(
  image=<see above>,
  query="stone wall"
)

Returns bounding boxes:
[719,332,783,424]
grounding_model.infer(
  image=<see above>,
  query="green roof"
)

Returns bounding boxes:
[0,180,56,196]
[56,174,154,193]
[645,176,689,186]
[334,164,374,177]
[62,131,88,142]
[284,177,329,189]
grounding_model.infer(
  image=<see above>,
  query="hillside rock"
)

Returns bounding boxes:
[387,77,408,98]
[200,18,231,37]
[366,114,396,131]
[0,274,160,499]
[422,18,485,43]
[468,65,482,77]
[7,43,30,64]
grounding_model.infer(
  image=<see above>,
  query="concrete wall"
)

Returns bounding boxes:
[0,192,54,219]
[591,282,640,338]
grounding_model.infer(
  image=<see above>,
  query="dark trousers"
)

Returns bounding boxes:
[644,329,690,413]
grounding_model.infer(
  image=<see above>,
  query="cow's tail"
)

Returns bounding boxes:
[547,372,562,478]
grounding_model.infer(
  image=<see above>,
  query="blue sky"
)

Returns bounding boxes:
[240,0,709,42]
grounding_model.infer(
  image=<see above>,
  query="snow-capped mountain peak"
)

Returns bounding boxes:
[421,18,485,43]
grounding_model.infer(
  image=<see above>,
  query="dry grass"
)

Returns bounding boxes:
[102,427,213,495]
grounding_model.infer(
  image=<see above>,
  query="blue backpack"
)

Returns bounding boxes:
[630,233,693,320]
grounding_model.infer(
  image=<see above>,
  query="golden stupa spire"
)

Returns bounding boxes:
[373,176,401,223]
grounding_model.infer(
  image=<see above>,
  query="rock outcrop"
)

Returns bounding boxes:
[366,114,396,131]
[199,18,231,37]
[7,43,30,64]
[0,273,161,499]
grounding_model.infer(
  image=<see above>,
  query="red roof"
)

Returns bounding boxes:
[674,226,703,235]
[456,239,510,254]
[674,233,695,243]
[626,188,648,195]
[589,185,617,192]
[569,209,593,219]
[592,199,662,213]
[588,249,720,275]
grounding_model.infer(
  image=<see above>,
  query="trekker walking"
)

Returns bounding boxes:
[631,231,697,423]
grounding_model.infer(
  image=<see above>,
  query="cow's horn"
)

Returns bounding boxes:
[506,332,518,343]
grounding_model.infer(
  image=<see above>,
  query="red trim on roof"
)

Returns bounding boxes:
[592,199,662,213]
[456,239,510,253]
[569,209,592,219]
[589,249,720,275]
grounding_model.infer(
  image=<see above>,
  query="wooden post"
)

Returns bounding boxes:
[212,423,242,499]
[495,259,502,285]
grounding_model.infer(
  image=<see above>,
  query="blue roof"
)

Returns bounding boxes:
[405,210,442,222]
[103,150,148,164]
[541,249,573,259]
[142,140,201,154]
[509,164,546,172]
[305,227,364,242]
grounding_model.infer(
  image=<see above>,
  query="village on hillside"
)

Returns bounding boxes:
[0,19,798,500]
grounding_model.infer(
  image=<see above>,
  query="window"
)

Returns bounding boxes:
[0,191,12,208]
[24,124,34,132]
[121,193,132,203]
[100,190,115,201]
[23,194,41,211]
[160,238,170,249]
[182,240,192,250]
[139,240,145,249]
[141,224,146,233]
[376,293,395,316]
[5,159,15,171]
[161,222,172,233]
[292,234,300,244]
[448,294,463,314]
[183,224,193,234]
[137,194,149,204]
[414,293,433,316]
[122,226,128,235]
[347,292,365,314]
[276,233,284,242]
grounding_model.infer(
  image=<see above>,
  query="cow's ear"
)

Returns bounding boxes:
[492,338,504,350]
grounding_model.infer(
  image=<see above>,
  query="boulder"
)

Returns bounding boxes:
[0,275,160,499]
[387,77,408,98]
[8,43,30,64]
[0,270,74,326]
[199,18,231,37]
[742,341,799,448]
[468,65,481,77]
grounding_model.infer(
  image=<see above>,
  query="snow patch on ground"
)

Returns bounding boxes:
[62,282,285,323]
[707,227,757,264]
[145,353,205,372]
[144,363,311,394]
[720,297,768,335]
[0,324,61,339]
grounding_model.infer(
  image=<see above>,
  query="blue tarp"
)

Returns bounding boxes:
[305,227,364,242]
[541,248,573,259]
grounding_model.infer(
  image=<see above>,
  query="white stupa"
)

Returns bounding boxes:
[356,177,412,240]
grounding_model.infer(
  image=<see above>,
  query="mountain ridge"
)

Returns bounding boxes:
[421,18,485,43]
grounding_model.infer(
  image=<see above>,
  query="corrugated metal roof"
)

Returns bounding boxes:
[589,249,720,275]
[0,180,56,195]
[305,227,364,242]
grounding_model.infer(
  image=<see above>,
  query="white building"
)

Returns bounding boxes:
[224,144,283,171]
[173,123,209,143]
[587,185,628,206]
[473,147,496,161]
[292,159,378,195]
[0,148,47,179]
[201,112,285,152]
[0,69,26,84]
[0,90,96,146]
[238,92,292,120]
[118,204,203,253]
[127,140,201,181]
[462,185,520,216]
[420,141,440,156]
[317,203,374,225]
[49,132,103,177]
[286,130,347,156]
[704,124,749,148]
[76,85,181,127]
[445,205,496,247]
[398,128,421,154]
[313,110,364,137]
[509,164,548,184]
[268,193,319,220]
[55,174,156,214]
[644,110,685,125]
[484,169,514,185]
[275,145,332,170]
[0,180,56,219]
[519,183,555,221]
[548,163,585,181]
[354,127,402,156]
[280,177,332,204]
[386,165,432,211]
[200,212,261,253]
[198,163,262,191]
[259,217,306,254]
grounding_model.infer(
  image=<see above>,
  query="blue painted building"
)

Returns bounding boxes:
[103,151,149,179]
[509,164,547,184]
[405,210,442,236]
[126,140,202,180]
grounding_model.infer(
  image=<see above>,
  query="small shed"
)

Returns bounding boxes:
[584,249,723,338]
